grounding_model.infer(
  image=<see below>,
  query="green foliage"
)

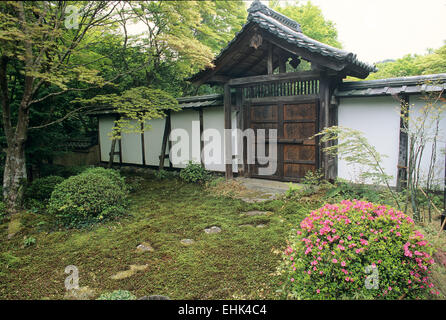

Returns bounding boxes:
[179,161,210,184]
[280,200,438,299]
[23,236,36,247]
[39,164,89,179]
[368,43,446,80]
[154,169,178,180]
[316,126,401,209]
[0,201,6,219]
[97,290,136,300]
[77,87,180,138]
[270,1,341,49]
[48,168,128,228]
[0,251,21,270]
[25,176,65,203]
[81,167,127,192]
[302,169,325,186]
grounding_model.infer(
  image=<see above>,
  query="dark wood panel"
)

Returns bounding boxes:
[250,105,278,121]
[284,122,316,140]
[284,104,316,120]
[284,145,316,162]
[284,163,316,179]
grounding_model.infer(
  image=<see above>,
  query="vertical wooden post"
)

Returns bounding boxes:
[318,75,330,177]
[140,121,146,166]
[159,110,171,170]
[267,42,273,75]
[224,83,233,179]
[279,54,286,74]
[199,108,204,166]
[396,95,409,192]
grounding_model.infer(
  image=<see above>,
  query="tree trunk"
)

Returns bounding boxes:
[3,142,27,215]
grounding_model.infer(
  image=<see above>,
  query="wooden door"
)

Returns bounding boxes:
[247,98,318,181]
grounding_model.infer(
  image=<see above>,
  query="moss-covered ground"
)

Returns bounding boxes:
[0,176,317,299]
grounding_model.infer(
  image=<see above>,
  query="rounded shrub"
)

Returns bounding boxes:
[48,168,128,228]
[25,175,65,203]
[82,167,127,191]
[97,290,136,300]
[281,200,438,300]
[179,161,209,184]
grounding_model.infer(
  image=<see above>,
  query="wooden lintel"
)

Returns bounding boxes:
[228,70,320,87]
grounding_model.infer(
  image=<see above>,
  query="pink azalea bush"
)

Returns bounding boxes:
[282,200,438,299]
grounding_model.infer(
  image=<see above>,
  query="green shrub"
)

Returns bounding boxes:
[179,161,209,184]
[280,200,438,299]
[40,164,88,178]
[48,169,128,228]
[25,175,65,203]
[0,201,6,219]
[23,236,36,247]
[82,167,127,191]
[154,169,171,180]
[97,290,136,300]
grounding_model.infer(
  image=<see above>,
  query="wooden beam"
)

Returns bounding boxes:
[224,83,233,179]
[159,110,171,170]
[267,42,273,75]
[228,70,320,87]
[261,32,346,72]
[396,94,409,192]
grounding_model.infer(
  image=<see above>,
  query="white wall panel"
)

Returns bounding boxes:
[98,116,119,163]
[338,96,401,186]
[120,119,143,165]
[144,118,168,167]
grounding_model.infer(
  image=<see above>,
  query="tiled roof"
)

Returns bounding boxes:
[246,1,376,74]
[335,73,446,97]
[190,0,376,83]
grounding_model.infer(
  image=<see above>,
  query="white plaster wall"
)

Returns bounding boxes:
[120,119,143,165]
[143,118,169,167]
[98,108,239,172]
[202,107,238,172]
[170,109,201,168]
[409,95,446,189]
[98,116,120,163]
[338,96,401,186]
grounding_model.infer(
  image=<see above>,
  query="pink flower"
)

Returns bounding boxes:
[341,261,346,267]
[316,289,320,294]
[291,278,295,282]
[332,258,338,263]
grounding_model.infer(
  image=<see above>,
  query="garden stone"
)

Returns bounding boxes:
[239,224,254,228]
[111,264,149,280]
[243,210,268,216]
[180,239,195,246]
[139,295,170,300]
[64,286,96,300]
[204,226,222,234]
[256,224,266,228]
[136,242,154,252]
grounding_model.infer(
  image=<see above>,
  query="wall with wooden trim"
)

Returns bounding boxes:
[97,107,238,173]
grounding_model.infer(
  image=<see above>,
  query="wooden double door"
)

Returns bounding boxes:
[246,98,319,181]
